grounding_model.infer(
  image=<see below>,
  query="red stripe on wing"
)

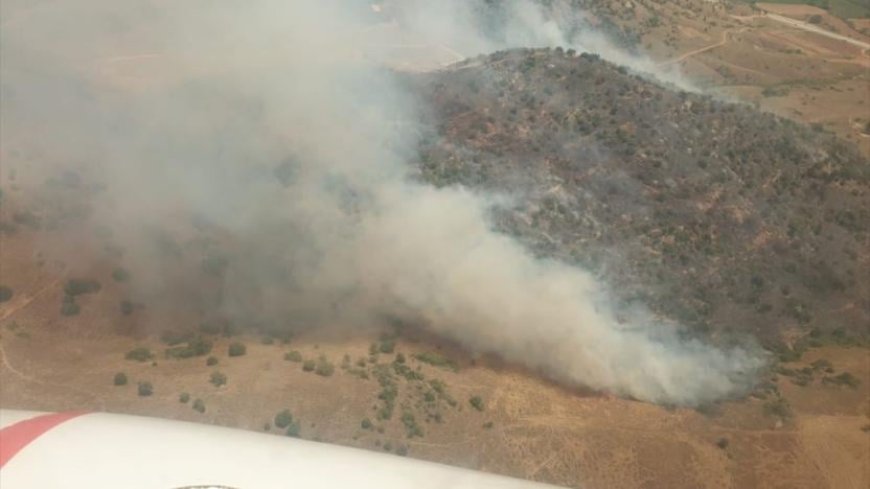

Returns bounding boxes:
[0,411,89,468]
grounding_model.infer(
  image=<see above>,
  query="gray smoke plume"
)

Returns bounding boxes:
[0,0,762,405]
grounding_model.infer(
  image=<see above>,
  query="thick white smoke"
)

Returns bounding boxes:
[0,0,762,405]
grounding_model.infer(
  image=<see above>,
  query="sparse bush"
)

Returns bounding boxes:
[64,278,101,296]
[209,371,227,387]
[206,355,219,366]
[810,359,833,371]
[401,411,423,438]
[378,336,395,354]
[193,399,206,413]
[165,337,213,359]
[0,285,13,303]
[126,347,154,362]
[763,397,791,419]
[483,421,494,429]
[160,330,193,346]
[228,341,247,357]
[823,372,860,388]
[716,437,729,449]
[137,381,153,397]
[808,14,822,24]
[275,409,294,429]
[315,356,335,377]
[113,372,128,386]
[179,392,190,403]
[395,444,408,456]
[120,300,134,315]
[60,298,81,316]
[112,267,130,282]
[285,421,301,438]
[302,359,316,372]
[361,418,373,430]
[395,353,406,364]
[284,350,302,362]
[413,352,458,371]
[469,395,485,411]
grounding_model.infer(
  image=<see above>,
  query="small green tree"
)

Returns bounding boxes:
[210,371,227,387]
[285,421,301,438]
[193,399,206,413]
[275,409,294,429]
[284,350,302,362]
[469,395,484,411]
[228,342,247,357]
[126,347,154,362]
[112,268,130,282]
[113,372,128,386]
[0,285,13,303]
[315,356,335,377]
[64,278,101,296]
[60,297,81,316]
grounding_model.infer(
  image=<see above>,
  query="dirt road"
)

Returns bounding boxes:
[765,13,870,51]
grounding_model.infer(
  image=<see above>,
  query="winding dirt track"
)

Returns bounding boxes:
[660,26,748,66]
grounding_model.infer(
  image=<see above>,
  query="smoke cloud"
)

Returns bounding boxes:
[0,0,762,405]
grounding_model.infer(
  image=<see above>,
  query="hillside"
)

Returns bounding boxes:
[411,48,869,352]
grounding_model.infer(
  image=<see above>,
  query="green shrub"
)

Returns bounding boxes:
[64,278,101,296]
[401,411,423,438]
[763,397,791,419]
[275,409,294,429]
[113,372,128,386]
[60,299,81,316]
[193,399,206,413]
[209,371,227,387]
[137,381,153,397]
[823,372,860,388]
[206,356,218,366]
[165,337,213,359]
[0,285,13,303]
[284,350,302,362]
[112,268,130,282]
[126,347,154,362]
[285,421,301,438]
[361,418,373,430]
[315,356,335,377]
[160,330,193,346]
[413,352,458,371]
[469,395,484,411]
[179,392,190,403]
[810,359,833,371]
[378,337,395,354]
[228,342,247,357]
[302,359,316,372]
